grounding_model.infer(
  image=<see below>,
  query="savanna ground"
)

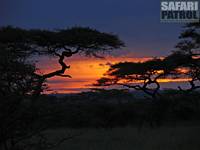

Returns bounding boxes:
[32,91,200,150]
[47,124,200,150]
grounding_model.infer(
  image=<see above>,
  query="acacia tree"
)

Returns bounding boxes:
[94,52,197,99]
[0,26,124,95]
[95,58,172,99]
[95,21,200,97]
[94,58,183,128]
[0,26,124,150]
[173,21,200,92]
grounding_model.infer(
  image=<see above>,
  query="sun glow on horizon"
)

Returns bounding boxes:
[36,56,192,94]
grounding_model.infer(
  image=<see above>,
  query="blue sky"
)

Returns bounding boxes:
[0,0,183,57]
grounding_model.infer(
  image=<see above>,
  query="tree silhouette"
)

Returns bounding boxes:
[0,26,124,95]
[95,58,172,99]
[0,26,124,150]
[173,21,200,92]
[0,41,44,150]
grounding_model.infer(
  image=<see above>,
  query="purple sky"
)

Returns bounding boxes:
[0,0,191,93]
[0,0,183,57]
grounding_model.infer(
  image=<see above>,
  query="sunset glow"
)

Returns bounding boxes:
[37,56,191,93]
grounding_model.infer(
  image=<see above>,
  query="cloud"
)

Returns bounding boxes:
[99,62,113,67]
[48,87,89,93]
[105,62,113,66]
[89,65,93,68]
[99,63,105,67]
[48,79,88,84]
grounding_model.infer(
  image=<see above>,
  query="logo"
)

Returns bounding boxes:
[160,0,199,22]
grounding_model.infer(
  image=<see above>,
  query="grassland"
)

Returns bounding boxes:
[49,124,200,150]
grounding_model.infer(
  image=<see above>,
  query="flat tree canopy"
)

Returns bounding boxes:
[0,26,124,56]
[0,26,124,94]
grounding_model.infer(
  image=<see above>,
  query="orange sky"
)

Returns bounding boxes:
[37,55,190,94]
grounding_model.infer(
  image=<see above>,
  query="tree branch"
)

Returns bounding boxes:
[178,79,200,93]
[33,47,80,96]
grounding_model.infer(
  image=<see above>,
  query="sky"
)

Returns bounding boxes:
[0,0,187,93]
[37,56,190,93]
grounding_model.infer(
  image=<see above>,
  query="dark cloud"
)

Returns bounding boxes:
[48,79,88,84]
[89,65,93,68]
[99,62,113,67]
[99,63,105,67]
[49,87,89,93]
[105,62,113,66]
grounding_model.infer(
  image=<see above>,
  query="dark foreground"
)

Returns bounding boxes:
[48,124,200,150]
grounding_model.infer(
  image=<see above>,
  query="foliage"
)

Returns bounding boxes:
[95,22,200,97]
[0,26,124,150]
[95,58,171,98]
[173,22,200,91]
